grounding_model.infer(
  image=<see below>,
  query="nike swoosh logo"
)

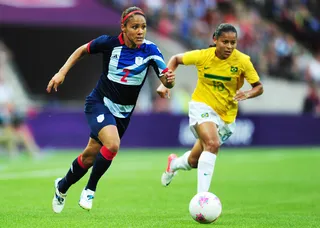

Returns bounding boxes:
[204,173,210,176]
[204,67,210,69]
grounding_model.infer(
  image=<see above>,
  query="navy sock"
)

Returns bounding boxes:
[85,152,112,191]
[58,156,89,194]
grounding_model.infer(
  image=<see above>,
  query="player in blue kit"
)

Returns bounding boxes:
[47,6,175,213]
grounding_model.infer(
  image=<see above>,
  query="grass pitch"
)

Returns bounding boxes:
[0,147,319,228]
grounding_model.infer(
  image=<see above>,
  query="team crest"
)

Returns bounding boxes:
[96,114,104,123]
[135,57,144,66]
[230,66,238,73]
[201,113,209,118]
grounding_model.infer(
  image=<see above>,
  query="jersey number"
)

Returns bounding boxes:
[212,80,225,92]
[121,69,130,82]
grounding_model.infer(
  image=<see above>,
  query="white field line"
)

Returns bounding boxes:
[0,169,66,180]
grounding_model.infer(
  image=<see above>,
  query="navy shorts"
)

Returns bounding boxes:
[84,98,130,145]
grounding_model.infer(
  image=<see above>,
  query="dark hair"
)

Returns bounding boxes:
[210,23,237,47]
[121,6,145,25]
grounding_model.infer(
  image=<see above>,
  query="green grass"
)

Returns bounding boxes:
[0,148,320,228]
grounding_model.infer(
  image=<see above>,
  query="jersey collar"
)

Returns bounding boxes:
[118,33,125,45]
[118,33,141,48]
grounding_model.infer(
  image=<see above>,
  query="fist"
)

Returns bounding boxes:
[156,84,171,98]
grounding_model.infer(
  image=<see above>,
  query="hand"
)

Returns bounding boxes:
[157,84,171,98]
[165,70,175,87]
[46,72,66,93]
[233,90,249,101]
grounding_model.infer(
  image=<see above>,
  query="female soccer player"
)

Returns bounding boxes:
[157,23,263,193]
[47,6,175,213]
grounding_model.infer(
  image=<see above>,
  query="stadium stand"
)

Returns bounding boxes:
[105,0,320,114]
[1,0,319,115]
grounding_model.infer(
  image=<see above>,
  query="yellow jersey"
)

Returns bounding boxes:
[182,47,260,123]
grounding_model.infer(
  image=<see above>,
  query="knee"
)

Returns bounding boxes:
[100,145,118,160]
[104,142,120,153]
[203,139,220,153]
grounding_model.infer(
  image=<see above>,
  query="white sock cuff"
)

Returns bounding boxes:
[183,151,192,170]
[199,151,216,164]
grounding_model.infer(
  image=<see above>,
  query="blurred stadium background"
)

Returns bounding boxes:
[1,0,320,150]
[0,0,320,227]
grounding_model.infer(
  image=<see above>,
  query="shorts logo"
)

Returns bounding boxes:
[201,113,209,118]
[135,57,143,66]
[97,114,104,123]
[230,66,238,73]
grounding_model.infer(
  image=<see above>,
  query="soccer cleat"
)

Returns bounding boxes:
[52,177,67,213]
[161,153,178,186]
[79,188,95,211]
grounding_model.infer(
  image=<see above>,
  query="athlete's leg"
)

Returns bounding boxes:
[187,139,203,167]
[52,137,101,213]
[194,121,220,193]
[161,139,203,186]
[85,125,119,191]
[170,139,203,172]
[79,125,119,210]
[58,137,101,193]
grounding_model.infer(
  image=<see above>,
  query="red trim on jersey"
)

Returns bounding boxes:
[118,33,125,45]
[87,40,93,54]
[121,10,145,24]
[161,68,169,74]
[77,154,87,169]
[100,146,117,160]
[118,33,141,48]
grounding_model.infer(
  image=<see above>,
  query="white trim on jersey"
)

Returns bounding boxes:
[103,96,134,118]
[107,48,166,86]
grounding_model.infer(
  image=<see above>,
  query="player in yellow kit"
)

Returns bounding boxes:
[158,23,264,193]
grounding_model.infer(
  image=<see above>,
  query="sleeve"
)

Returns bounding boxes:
[87,35,111,54]
[243,57,260,84]
[182,50,202,66]
[149,44,168,77]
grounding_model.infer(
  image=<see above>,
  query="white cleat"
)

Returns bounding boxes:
[79,188,95,211]
[52,178,67,213]
[161,154,178,186]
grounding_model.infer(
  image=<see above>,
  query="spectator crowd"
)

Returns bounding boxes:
[108,0,320,115]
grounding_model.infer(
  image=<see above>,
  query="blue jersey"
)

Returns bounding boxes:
[86,34,168,118]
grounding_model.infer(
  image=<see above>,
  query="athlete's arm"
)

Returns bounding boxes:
[156,53,184,98]
[159,70,175,89]
[46,43,89,93]
[233,81,264,101]
[167,53,184,71]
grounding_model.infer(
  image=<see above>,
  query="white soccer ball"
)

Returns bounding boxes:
[189,192,222,224]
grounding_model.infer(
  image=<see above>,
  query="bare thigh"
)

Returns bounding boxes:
[98,125,120,153]
[195,121,220,153]
[188,121,220,167]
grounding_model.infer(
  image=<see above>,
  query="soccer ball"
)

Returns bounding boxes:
[189,192,222,224]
